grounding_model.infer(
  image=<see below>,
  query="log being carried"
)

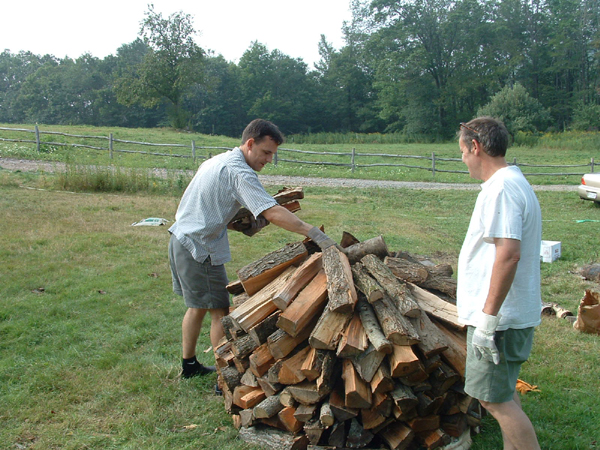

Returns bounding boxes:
[218,233,475,450]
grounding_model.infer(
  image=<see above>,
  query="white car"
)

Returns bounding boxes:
[578,173,600,204]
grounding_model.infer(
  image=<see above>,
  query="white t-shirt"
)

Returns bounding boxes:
[457,166,542,330]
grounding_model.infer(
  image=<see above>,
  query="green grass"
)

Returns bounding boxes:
[1,167,599,449]
[1,123,596,186]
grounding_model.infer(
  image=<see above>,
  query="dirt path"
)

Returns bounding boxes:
[0,157,577,192]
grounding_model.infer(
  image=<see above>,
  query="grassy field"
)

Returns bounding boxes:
[1,123,598,186]
[1,162,599,449]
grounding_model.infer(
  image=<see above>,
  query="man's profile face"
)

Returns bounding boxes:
[245,136,278,172]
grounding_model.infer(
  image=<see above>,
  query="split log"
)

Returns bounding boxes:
[249,342,275,378]
[222,315,244,341]
[411,311,449,359]
[328,421,346,448]
[295,404,317,422]
[237,242,307,296]
[344,235,390,264]
[249,311,281,346]
[241,369,259,387]
[315,350,336,397]
[234,385,266,409]
[273,252,323,310]
[287,381,328,405]
[441,413,468,438]
[342,359,372,409]
[390,384,419,414]
[226,279,245,295]
[351,344,385,383]
[361,254,420,318]
[214,340,235,368]
[254,394,284,419]
[279,406,303,433]
[268,315,318,360]
[322,246,358,314]
[433,319,467,377]
[232,292,250,308]
[419,428,450,449]
[301,348,329,382]
[389,345,421,378]
[340,231,361,248]
[329,385,359,422]
[346,417,375,448]
[361,405,387,430]
[371,363,395,395]
[407,283,463,330]
[385,256,457,299]
[356,299,393,354]
[220,365,243,392]
[257,376,283,397]
[309,305,353,351]
[408,415,440,433]
[239,408,256,428]
[337,310,369,358]
[278,346,311,385]
[371,294,420,345]
[379,422,415,450]
[304,419,326,445]
[231,333,259,360]
[229,266,297,332]
[541,301,574,319]
[277,269,328,337]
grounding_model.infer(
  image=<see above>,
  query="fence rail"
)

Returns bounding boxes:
[0,125,595,177]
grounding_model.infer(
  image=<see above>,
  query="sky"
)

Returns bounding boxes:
[2,0,353,68]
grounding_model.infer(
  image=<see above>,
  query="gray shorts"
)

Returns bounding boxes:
[168,234,230,310]
[464,326,534,403]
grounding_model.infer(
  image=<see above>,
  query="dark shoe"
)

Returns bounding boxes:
[181,362,216,379]
[214,384,223,396]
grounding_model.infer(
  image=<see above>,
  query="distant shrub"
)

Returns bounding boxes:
[571,102,600,131]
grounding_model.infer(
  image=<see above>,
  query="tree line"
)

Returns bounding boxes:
[1,0,599,140]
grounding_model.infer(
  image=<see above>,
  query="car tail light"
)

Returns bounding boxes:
[582,177,586,185]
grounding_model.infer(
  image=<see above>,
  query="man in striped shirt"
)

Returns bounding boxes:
[168,119,337,381]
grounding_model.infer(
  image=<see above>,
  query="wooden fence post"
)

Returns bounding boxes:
[591,157,595,173]
[274,149,278,166]
[109,133,113,160]
[192,140,196,164]
[351,147,356,173]
[513,157,517,166]
[35,125,40,153]
[431,152,436,178]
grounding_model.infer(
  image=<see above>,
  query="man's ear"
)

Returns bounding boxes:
[472,139,482,155]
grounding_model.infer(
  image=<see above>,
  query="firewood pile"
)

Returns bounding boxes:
[216,233,480,450]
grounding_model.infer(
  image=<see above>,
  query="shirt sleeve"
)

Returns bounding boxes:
[481,186,523,243]
[231,169,277,218]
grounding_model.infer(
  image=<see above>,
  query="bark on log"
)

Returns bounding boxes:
[249,311,281,346]
[351,344,385,383]
[286,381,328,405]
[295,404,317,423]
[300,348,328,382]
[371,363,394,395]
[309,305,353,351]
[322,246,358,314]
[346,417,375,448]
[379,422,415,450]
[356,299,393,354]
[361,254,420,318]
[230,187,304,223]
[237,242,307,296]
[344,235,390,264]
[319,401,335,427]
[411,311,449,359]
[351,263,384,304]
[273,253,323,310]
[370,294,420,346]
[304,419,326,445]
[254,394,284,419]
[231,333,259,360]
[385,256,457,299]
[257,376,283,397]
[238,425,309,450]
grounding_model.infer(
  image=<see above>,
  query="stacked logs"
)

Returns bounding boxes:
[216,235,480,450]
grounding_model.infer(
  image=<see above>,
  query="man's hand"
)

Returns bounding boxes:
[472,312,501,365]
[307,227,341,251]
[242,216,269,237]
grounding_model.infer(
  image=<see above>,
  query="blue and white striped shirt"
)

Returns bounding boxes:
[169,147,277,265]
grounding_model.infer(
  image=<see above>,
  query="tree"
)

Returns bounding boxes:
[477,83,551,135]
[114,5,204,129]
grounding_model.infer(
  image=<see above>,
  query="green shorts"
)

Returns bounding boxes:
[465,326,535,403]
[168,234,230,310]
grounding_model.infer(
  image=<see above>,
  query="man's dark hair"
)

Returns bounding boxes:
[241,119,285,146]
[459,117,510,157]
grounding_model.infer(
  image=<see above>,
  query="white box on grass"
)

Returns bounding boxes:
[540,240,561,263]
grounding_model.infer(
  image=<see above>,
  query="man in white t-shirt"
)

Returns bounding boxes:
[457,117,542,449]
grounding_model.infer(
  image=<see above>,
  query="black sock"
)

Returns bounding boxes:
[183,356,199,367]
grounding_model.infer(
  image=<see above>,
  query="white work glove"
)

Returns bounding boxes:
[307,226,337,250]
[472,312,501,365]
[242,215,269,237]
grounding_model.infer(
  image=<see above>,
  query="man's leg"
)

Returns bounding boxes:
[480,391,540,450]
[182,307,207,359]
